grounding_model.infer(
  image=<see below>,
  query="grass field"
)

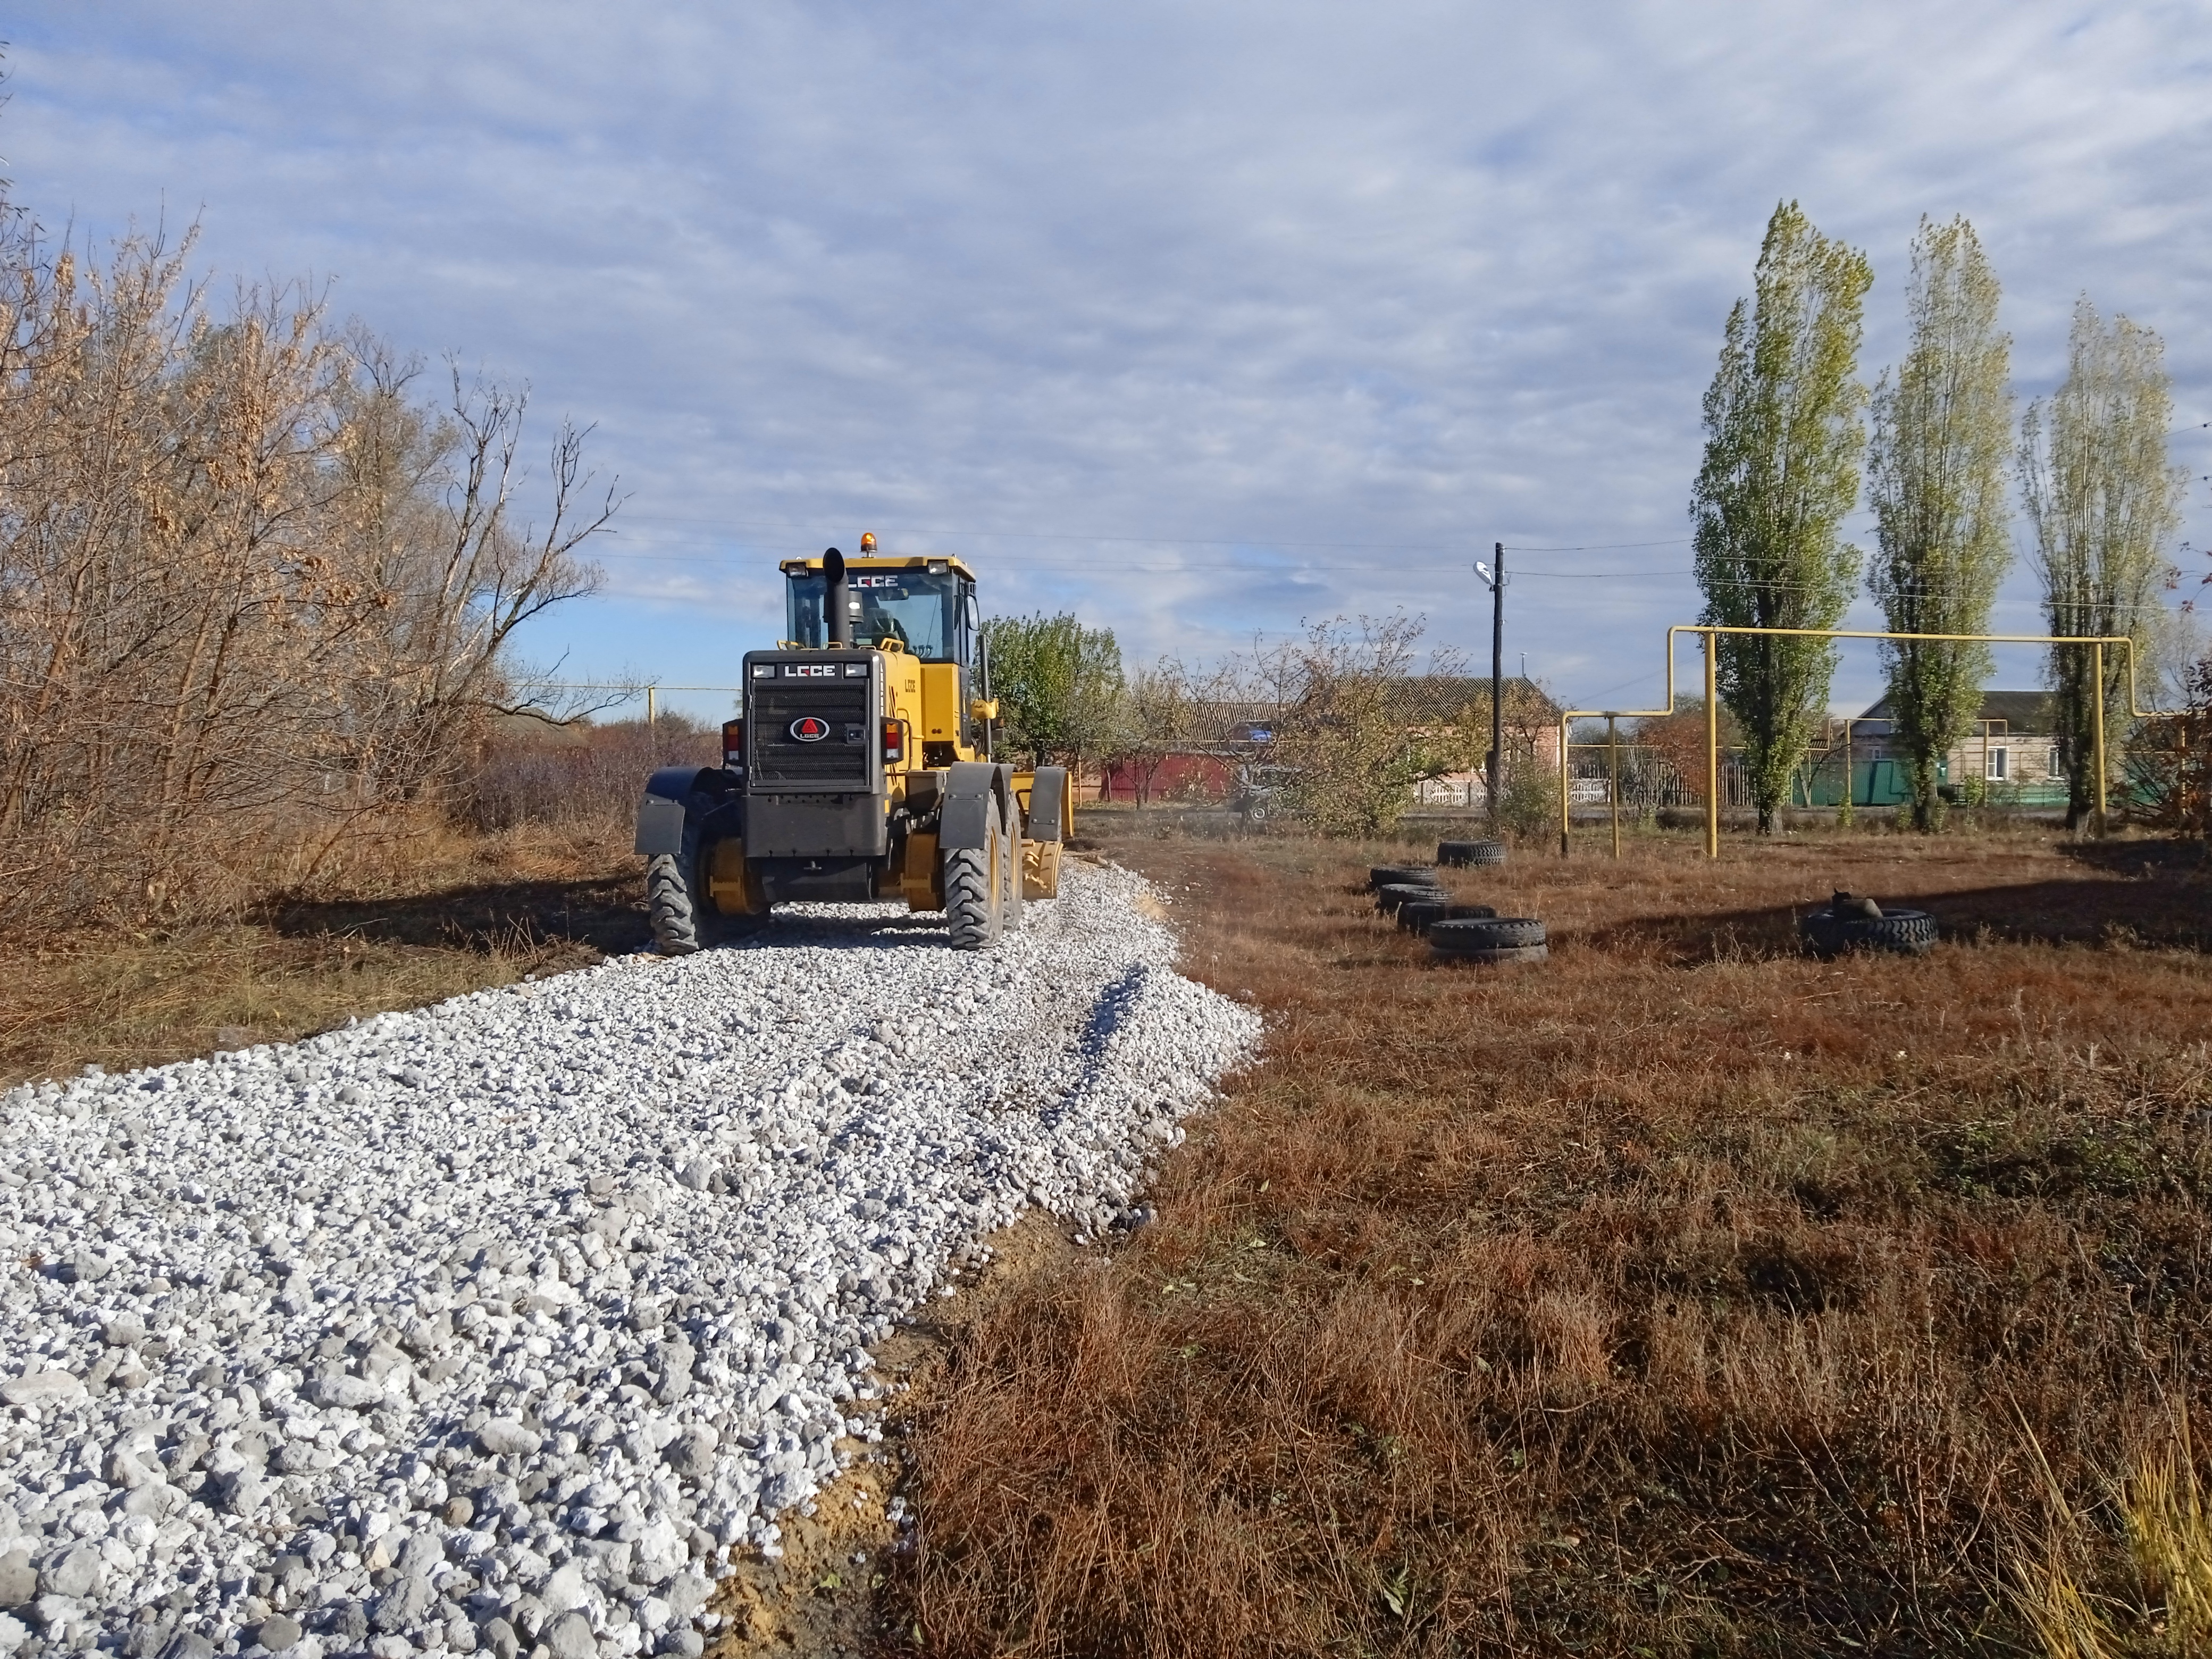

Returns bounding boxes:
[0,820,640,1087]
[890,822,2212,1657]
[8,808,2208,1655]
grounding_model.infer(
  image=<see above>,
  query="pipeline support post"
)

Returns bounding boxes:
[1557,711,1571,858]
[2092,639,2107,834]
[1840,718,1854,828]
[1607,714,1621,859]
[1703,630,1719,859]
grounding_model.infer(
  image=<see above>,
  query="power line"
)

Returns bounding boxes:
[1501,538,1691,552]
[611,514,1487,552]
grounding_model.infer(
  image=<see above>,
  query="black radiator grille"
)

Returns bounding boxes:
[750,682,872,786]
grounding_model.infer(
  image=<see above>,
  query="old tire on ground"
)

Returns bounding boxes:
[944,791,1005,951]
[1444,903,1498,920]
[1801,907,1936,957]
[1429,916,1546,956]
[1369,865,1436,891]
[1438,840,1507,867]
[1398,899,1448,934]
[1377,881,1448,915]
[647,795,767,954]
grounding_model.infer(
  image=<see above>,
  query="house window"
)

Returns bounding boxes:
[2048,743,2064,777]
[1985,746,2008,781]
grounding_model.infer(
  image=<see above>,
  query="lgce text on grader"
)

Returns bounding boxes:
[633,536,1071,952]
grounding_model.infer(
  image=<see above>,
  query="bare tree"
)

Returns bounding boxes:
[0,217,616,927]
[1245,614,1480,836]
[340,356,615,797]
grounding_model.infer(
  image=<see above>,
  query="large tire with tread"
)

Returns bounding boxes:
[944,791,1004,951]
[1801,907,1936,957]
[1429,916,1546,958]
[647,795,766,954]
[1438,840,1507,868]
[1369,865,1435,891]
[1400,901,1501,932]
[1398,899,1448,934]
[1377,881,1447,915]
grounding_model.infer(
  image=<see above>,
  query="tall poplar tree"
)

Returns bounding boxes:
[2019,299,2185,828]
[1867,216,2013,831]
[1691,201,1874,833]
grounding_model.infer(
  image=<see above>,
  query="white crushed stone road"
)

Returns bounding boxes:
[0,860,1257,1659]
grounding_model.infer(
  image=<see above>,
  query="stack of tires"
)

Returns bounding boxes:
[1428,915,1546,963]
[1370,865,1446,917]
[1366,859,1546,964]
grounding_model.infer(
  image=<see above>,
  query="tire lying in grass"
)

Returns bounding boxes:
[1438,840,1507,867]
[1400,899,1499,936]
[1369,864,1437,891]
[1397,899,1447,934]
[1801,907,1937,957]
[1376,881,1449,915]
[1429,916,1547,963]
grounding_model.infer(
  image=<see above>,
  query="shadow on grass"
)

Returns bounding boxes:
[271,881,980,960]
[1578,868,2212,963]
[2057,836,2212,879]
[269,873,647,958]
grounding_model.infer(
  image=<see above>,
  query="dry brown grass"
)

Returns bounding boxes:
[0,818,643,1086]
[890,824,2212,1656]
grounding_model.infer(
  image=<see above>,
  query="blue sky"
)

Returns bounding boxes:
[6,2,2209,724]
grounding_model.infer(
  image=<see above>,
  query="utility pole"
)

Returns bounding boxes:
[1476,542,1506,831]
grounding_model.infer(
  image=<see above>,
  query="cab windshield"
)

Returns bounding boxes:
[785,568,970,663]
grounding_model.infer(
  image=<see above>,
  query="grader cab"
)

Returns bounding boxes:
[633,538,1071,952]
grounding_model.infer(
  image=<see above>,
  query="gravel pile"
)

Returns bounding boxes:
[0,861,1256,1659]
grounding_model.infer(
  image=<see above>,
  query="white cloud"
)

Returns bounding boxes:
[6,0,2209,719]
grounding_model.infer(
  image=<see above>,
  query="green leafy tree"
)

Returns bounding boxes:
[1867,216,2013,832]
[979,611,1125,770]
[1691,200,1873,834]
[2020,298,2186,828]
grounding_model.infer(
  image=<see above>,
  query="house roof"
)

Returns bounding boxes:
[1404,675,1561,719]
[1857,690,2057,735]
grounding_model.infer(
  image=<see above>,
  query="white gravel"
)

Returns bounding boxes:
[0,860,1256,1659]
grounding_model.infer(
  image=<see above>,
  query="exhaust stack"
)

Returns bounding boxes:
[823,547,851,647]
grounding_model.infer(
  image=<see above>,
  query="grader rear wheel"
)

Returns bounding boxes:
[1001,799,1024,931]
[646,797,768,954]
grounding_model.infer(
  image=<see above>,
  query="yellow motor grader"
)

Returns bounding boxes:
[633,536,1071,952]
